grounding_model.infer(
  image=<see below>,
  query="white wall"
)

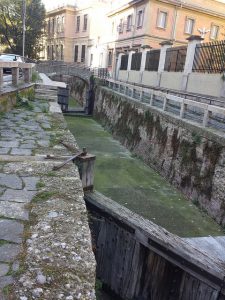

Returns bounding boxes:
[142,71,158,86]
[160,72,183,91]
[186,73,223,97]
[127,71,140,84]
[118,70,127,81]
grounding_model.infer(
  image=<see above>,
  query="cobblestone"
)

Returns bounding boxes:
[0,85,96,299]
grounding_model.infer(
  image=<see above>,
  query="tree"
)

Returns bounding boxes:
[0,0,45,59]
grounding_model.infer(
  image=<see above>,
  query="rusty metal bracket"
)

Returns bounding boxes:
[52,147,87,171]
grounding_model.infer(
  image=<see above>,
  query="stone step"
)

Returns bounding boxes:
[36,84,58,91]
[35,94,58,101]
[35,89,58,95]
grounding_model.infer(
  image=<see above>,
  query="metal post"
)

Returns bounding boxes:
[22,0,26,58]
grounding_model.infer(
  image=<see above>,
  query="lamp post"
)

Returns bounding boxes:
[22,0,26,58]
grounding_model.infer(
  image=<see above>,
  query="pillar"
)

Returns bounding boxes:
[0,68,3,89]
[75,149,96,192]
[12,67,19,86]
[127,49,135,82]
[24,68,32,83]
[139,45,151,84]
[181,35,204,91]
[115,52,124,80]
[157,41,173,86]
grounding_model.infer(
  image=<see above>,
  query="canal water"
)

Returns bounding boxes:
[65,116,223,238]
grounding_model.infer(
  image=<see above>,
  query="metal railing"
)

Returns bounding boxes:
[120,54,129,70]
[105,78,225,132]
[131,52,142,71]
[145,50,160,72]
[193,40,225,73]
[164,46,187,72]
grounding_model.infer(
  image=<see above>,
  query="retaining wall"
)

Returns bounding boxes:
[94,86,225,225]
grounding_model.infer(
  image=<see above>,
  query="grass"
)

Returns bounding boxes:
[32,191,56,203]
[36,181,45,189]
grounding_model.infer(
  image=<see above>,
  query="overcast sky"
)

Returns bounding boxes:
[42,0,130,11]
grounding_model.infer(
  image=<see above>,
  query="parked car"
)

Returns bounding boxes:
[0,54,24,73]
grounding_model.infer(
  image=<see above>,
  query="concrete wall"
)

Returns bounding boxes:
[0,85,34,113]
[187,73,223,97]
[118,70,127,81]
[127,71,140,84]
[160,72,183,91]
[142,71,158,86]
[94,86,225,226]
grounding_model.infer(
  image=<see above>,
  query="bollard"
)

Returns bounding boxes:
[75,148,96,192]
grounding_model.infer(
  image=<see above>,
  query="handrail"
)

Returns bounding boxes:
[105,78,225,132]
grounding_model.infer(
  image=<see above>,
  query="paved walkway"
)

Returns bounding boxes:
[0,86,96,299]
[39,73,66,88]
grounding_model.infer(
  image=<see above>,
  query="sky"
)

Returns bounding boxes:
[42,0,130,11]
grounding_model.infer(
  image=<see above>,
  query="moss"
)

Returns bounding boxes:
[171,128,180,158]
[32,191,56,202]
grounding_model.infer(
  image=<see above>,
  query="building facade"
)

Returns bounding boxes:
[42,0,225,71]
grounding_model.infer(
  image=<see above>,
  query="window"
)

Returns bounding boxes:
[56,45,59,59]
[74,45,79,62]
[61,16,64,32]
[61,45,64,61]
[112,22,114,34]
[137,9,144,28]
[83,14,88,31]
[90,54,93,66]
[210,25,219,39]
[185,18,194,34]
[48,20,50,33]
[108,50,113,66]
[47,46,50,59]
[76,16,80,32]
[118,19,123,33]
[56,17,60,32]
[127,14,133,31]
[157,11,167,29]
[52,18,55,33]
[81,45,86,62]
[51,45,54,60]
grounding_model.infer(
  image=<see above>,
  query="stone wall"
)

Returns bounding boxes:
[94,86,225,226]
[50,74,88,106]
[0,85,34,113]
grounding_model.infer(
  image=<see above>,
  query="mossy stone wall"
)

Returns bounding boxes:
[0,86,34,113]
[94,86,225,225]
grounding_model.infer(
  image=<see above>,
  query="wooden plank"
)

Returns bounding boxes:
[85,192,225,289]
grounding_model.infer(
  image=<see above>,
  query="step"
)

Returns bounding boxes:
[35,94,58,101]
[36,84,58,91]
[35,89,58,95]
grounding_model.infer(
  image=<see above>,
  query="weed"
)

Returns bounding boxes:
[32,191,56,202]
[0,240,9,246]
[36,181,45,189]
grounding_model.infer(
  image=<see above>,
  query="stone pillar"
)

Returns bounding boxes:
[157,41,173,86]
[139,45,151,84]
[75,149,96,192]
[127,50,135,82]
[12,67,19,86]
[181,35,204,91]
[24,68,32,83]
[115,52,124,81]
[0,68,3,89]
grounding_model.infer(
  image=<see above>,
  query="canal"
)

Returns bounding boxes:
[65,116,223,238]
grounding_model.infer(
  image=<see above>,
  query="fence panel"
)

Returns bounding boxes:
[120,54,129,70]
[164,46,187,72]
[131,53,142,71]
[193,40,225,73]
[145,50,160,71]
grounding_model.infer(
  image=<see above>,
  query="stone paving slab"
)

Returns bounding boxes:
[0,244,21,263]
[0,276,13,289]
[0,174,22,190]
[0,202,29,221]
[10,149,32,156]
[0,189,37,203]
[0,264,9,277]
[0,220,24,244]
[22,177,39,191]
